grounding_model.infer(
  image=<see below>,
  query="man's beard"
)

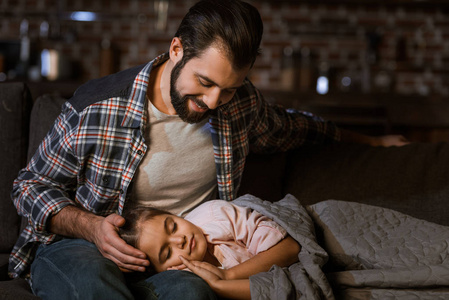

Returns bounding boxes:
[170,59,211,124]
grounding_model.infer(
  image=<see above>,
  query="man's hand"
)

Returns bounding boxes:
[368,134,410,147]
[50,206,150,272]
[92,214,150,272]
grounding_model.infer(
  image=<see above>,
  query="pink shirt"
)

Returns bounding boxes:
[185,200,287,269]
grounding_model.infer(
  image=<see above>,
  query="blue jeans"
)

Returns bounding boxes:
[31,239,217,300]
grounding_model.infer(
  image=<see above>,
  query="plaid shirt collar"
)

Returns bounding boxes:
[121,53,169,128]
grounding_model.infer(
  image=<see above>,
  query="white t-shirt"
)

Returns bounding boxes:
[132,102,217,216]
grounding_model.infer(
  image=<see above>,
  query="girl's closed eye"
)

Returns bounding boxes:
[166,247,171,261]
[164,219,177,261]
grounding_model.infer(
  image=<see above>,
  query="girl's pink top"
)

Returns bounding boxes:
[185,200,287,269]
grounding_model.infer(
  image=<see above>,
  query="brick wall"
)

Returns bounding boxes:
[1,0,448,97]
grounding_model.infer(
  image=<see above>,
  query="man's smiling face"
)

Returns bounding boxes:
[170,46,250,124]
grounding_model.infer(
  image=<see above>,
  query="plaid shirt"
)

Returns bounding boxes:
[9,53,340,278]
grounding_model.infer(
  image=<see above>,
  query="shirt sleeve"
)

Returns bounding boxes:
[234,203,288,255]
[11,101,80,244]
[238,81,341,153]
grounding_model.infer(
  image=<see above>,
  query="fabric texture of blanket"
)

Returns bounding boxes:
[233,194,449,300]
[307,200,449,299]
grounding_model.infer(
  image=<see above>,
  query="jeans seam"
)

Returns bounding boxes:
[34,256,80,299]
[130,281,159,299]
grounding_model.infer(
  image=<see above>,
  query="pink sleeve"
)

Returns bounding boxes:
[238,205,287,255]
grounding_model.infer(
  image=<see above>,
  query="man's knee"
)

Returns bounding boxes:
[31,239,133,300]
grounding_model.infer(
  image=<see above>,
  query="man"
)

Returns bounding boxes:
[10,0,407,299]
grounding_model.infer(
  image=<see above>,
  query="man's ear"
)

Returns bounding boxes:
[169,37,183,64]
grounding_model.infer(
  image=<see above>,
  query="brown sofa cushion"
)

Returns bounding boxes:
[0,82,32,253]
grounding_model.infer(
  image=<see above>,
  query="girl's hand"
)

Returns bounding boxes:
[167,263,187,271]
[179,256,251,299]
[179,256,224,286]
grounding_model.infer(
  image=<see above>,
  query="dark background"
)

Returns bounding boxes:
[1,0,448,141]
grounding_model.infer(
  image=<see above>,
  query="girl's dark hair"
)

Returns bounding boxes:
[119,206,171,248]
[174,0,263,70]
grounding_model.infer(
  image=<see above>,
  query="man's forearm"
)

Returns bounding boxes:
[49,205,150,272]
[49,205,102,242]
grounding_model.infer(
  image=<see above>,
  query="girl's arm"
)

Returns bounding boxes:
[226,235,300,279]
[180,236,300,299]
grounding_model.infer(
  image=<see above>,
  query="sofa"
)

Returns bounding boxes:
[1,82,448,299]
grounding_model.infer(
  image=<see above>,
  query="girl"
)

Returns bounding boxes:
[120,200,301,300]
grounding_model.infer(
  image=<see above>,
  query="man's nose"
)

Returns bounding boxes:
[203,88,222,110]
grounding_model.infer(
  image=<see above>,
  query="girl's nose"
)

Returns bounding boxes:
[169,235,186,248]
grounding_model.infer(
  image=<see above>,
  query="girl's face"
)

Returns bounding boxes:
[138,214,208,272]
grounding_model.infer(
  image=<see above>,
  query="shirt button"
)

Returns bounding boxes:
[137,150,143,155]
[103,177,109,184]
[120,189,124,194]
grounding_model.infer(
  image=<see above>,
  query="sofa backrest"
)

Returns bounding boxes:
[283,143,449,226]
[240,142,449,227]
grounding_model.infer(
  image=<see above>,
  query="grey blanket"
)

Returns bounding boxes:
[233,194,449,300]
[233,194,335,300]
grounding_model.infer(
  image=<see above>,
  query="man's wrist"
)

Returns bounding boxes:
[49,205,103,242]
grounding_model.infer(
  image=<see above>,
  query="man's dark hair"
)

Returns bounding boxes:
[174,0,263,70]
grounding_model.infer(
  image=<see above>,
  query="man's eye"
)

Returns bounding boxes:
[172,222,177,233]
[199,79,212,87]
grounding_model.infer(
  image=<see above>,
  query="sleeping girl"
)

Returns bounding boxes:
[120,200,301,300]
